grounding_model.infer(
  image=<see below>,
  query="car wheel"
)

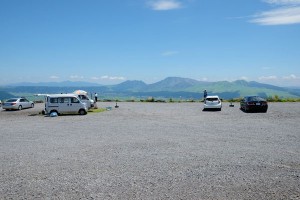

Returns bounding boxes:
[31,103,34,108]
[50,111,58,117]
[79,109,87,115]
[18,105,22,110]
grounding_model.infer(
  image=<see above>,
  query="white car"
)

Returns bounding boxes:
[2,98,34,110]
[203,95,222,111]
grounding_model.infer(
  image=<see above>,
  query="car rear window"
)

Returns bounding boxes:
[7,99,18,102]
[248,96,265,101]
[206,98,219,101]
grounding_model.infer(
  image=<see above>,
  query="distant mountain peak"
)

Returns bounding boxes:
[149,77,202,90]
[233,80,249,86]
[113,80,147,91]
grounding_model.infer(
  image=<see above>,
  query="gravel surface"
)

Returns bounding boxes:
[1,102,300,199]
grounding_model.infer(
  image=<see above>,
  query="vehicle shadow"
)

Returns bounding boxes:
[202,108,221,112]
[3,107,33,111]
[240,108,267,113]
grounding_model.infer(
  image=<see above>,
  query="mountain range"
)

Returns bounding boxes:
[1,77,300,100]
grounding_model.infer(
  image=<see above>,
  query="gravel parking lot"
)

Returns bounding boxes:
[1,102,300,199]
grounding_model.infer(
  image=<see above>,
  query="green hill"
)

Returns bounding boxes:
[2,78,300,100]
[0,90,15,100]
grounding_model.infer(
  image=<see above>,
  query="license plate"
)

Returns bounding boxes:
[256,103,261,105]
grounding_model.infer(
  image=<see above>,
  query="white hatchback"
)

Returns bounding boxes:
[203,95,222,111]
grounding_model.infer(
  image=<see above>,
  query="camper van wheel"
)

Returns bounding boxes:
[79,109,87,115]
[50,111,58,116]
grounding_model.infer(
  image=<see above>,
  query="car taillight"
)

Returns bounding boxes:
[11,103,16,105]
[218,100,220,104]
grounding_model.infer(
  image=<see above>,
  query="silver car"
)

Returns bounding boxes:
[203,95,222,111]
[2,98,34,110]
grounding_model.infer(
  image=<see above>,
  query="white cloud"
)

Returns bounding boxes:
[161,51,179,56]
[50,75,59,79]
[283,74,299,79]
[250,0,300,25]
[240,76,249,80]
[91,75,126,80]
[148,0,182,11]
[251,6,300,25]
[90,76,126,83]
[263,0,300,5]
[70,75,84,79]
[91,77,100,80]
[259,75,278,80]
[101,75,126,80]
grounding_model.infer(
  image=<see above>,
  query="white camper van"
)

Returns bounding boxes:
[44,94,87,116]
[73,90,94,109]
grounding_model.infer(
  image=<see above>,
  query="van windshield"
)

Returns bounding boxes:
[79,95,88,100]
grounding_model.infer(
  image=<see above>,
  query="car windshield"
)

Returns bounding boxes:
[206,98,219,101]
[248,96,265,101]
[6,99,18,102]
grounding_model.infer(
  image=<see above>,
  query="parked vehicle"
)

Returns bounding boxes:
[2,98,34,111]
[240,96,268,113]
[44,94,87,116]
[76,94,94,109]
[73,90,94,109]
[203,95,222,111]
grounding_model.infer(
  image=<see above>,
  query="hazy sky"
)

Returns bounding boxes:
[0,0,300,86]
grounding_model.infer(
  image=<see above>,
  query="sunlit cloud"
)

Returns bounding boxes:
[250,0,300,25]
[240,76,249,80]
[148,0,182,11]
[101,75,126,80]
[70,75,84,79]
[50,75,59,79]
[91,77,100,80]
[259,75,278,80]
[263,0,300,5]
[283,74,299,79]
[251,6,300,25]
[91,76,126,82]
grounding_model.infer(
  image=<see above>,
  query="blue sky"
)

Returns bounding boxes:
[0,0,300,86]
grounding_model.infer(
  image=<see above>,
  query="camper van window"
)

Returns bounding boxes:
[79,95,87,100]
[59,97,69,103]
[50,98,58,103]
[71,97,80,103]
